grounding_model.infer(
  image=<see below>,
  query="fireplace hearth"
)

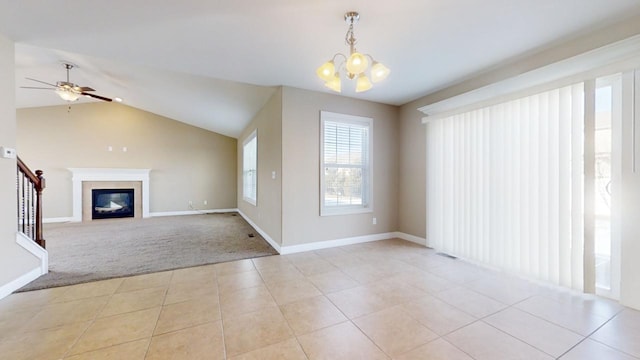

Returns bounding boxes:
[92,188,135,219]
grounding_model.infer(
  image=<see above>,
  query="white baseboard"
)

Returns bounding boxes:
[150,208,239,217]
[394,232,427,246]
[0,232,49,300]
[280,232,396,255]
[236,210,282,253]
[43,217,74,223]
[0,267,43,300]
[16,232,48,275]
[235,211,429,255]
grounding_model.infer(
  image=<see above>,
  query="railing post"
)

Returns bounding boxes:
[35,170,45,248]
[16,157,46,249]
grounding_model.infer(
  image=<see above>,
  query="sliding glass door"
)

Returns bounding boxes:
[426,73,627,297]
[594,75,622,299]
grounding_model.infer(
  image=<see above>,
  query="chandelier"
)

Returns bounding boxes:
[316,11,390,93]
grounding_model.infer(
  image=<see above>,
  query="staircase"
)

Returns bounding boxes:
[16,157,45,248]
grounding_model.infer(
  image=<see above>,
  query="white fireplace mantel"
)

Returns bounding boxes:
[69,168,151,222]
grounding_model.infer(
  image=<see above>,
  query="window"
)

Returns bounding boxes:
[320,111,372,216]
[242,130,257,205]
[593,74,622,299]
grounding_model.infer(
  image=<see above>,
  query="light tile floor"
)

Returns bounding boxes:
[0,239,638,359]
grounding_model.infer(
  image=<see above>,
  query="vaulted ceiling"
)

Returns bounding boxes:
[2,0,640,138]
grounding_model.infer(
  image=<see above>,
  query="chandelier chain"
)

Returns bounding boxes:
[345,22,357,53]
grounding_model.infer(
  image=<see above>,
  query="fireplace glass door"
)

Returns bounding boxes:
[92,188,135,219]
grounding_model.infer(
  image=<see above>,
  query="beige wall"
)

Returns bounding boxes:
[0,34,40,288]
[237,88,283,245]
[281,87,399,246]
[17,102,237,218]
[398,101,427,240]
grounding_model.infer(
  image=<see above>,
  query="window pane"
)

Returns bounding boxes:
[320,112,372,215]
[324,121,368,166]
[589,73,622,300]
[243,132,257,204]
[324,167,363,207]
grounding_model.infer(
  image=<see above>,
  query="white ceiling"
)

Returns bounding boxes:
[2,0,640,138]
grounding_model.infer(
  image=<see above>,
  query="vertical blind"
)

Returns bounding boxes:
[427,84,585,290]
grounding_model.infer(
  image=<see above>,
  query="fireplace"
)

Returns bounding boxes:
[69,168,150,222]
[92,188,135,219]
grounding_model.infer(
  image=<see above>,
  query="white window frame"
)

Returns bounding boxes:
[320,111,373,216]
[242,129,257,206]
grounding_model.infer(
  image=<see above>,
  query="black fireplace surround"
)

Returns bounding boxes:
[92,188,135,219]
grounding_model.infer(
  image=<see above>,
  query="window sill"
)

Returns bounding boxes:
[320,206,372,217]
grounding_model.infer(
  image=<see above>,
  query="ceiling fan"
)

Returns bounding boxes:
[21,63,118,103]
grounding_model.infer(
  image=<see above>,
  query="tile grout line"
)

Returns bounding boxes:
[480,293,580,359]
[391,269,537,359]
[479,314,560,358]
[470,291,628,359]
[509,293,621,339]
[59,279,132,359]
[212,266,228,360]
[242,255,308,359]
[282,255,389,359]
[139,271,171,359]
[554,307,630,360]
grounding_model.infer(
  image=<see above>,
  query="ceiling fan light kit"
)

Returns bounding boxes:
[55,83,82,102]
[55,88,80,102]
[316,11,390,93]
[22,63,118,103]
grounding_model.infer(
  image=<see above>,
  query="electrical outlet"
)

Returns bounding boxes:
[188,200,193,206]
[203,200,208,205]
[372,217,377,225]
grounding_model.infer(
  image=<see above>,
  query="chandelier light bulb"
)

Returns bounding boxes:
[370,62,390,83]
[316,61,336,82]
[355,73,372,93]
[346,52,368,75]
[324,72,342,93]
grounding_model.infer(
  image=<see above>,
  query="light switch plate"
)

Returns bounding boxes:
[0,146,16,159]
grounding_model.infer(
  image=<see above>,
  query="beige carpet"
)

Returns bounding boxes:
[17,213,277,291]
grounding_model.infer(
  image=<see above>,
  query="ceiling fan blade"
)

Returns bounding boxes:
[79,86,95,92]
[82,92,112,102]
[25,77,57,87]
[20,86,56,90]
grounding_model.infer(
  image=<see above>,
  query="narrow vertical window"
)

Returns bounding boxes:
[320,111,373,216]
[594,74,622,299]
[243,130,257,205]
